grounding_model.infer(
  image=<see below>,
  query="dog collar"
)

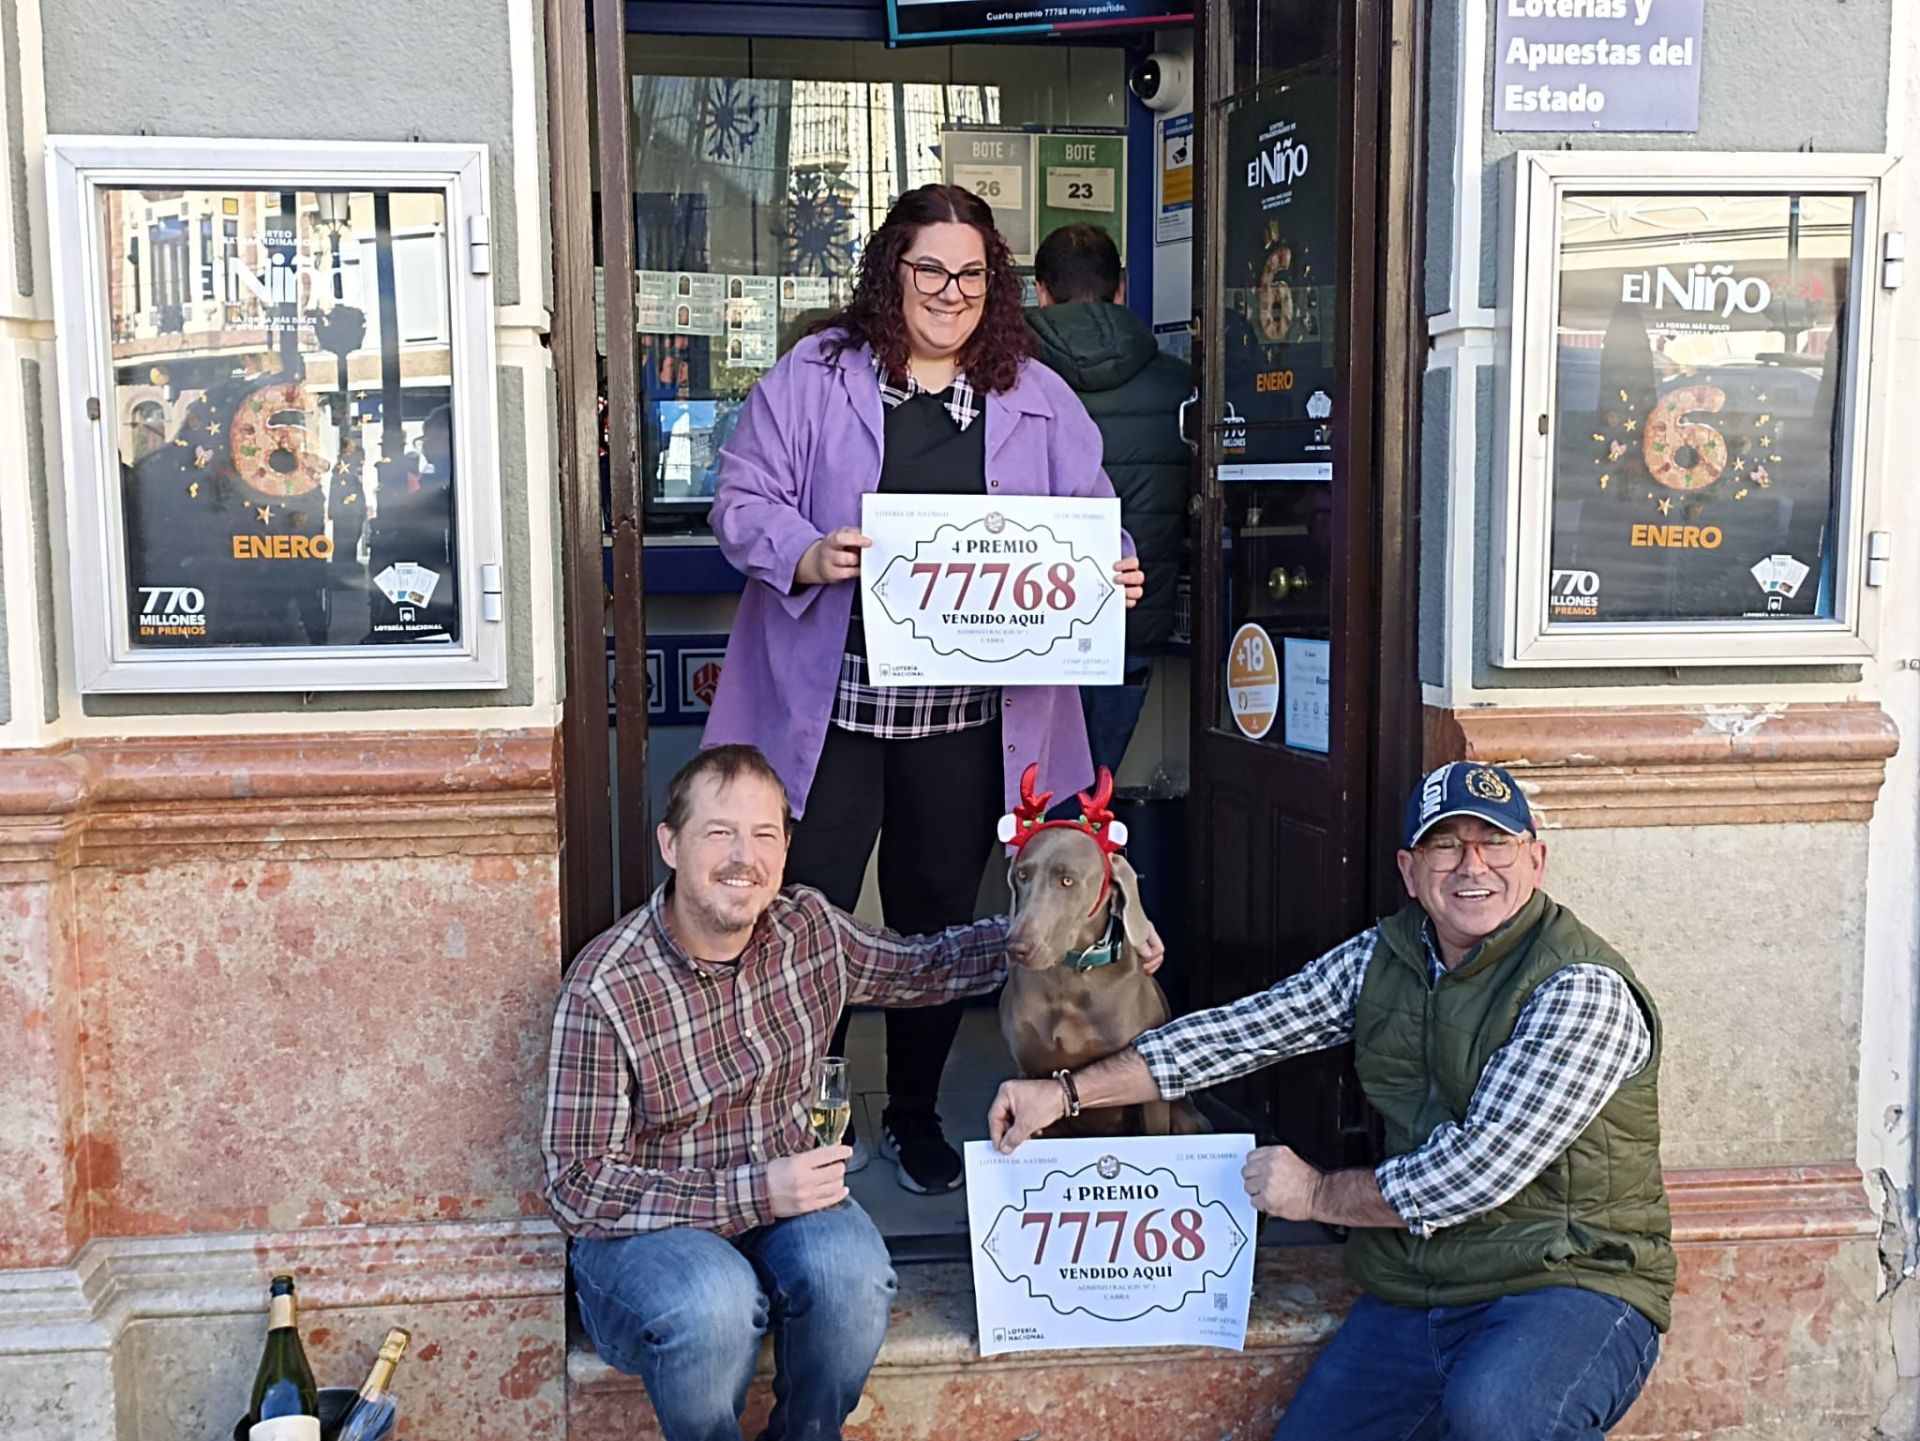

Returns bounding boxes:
[1062,913,1122,971]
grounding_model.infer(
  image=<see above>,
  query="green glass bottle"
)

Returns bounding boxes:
[247,1273,320,1441]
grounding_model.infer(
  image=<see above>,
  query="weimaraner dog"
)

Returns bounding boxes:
[998,768,1206,1138]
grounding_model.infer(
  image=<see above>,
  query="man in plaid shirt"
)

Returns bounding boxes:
[989,762,1672,1440]
[543,744,1018,1441]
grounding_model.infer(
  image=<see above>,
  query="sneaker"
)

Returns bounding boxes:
[845,1120,871,1175]
[881,1107,963,1194]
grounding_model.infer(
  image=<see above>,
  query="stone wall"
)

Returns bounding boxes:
[0,731,567,1440]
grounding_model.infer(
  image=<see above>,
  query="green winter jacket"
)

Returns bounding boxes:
[1026,302,1192,653]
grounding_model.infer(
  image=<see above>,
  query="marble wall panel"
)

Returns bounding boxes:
[115,1293,564,1441]
[1538,823,1868,1172]
[1618,1235,1891,1439]
[0,869,79,1267]
[0,1218,567,1441]
[0,756,87,1270]
[74,851,560,1237]
[0,1349,116,1441]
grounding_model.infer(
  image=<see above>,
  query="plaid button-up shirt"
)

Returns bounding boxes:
[1132,919,1649,1237]
[541,883,1007,1239]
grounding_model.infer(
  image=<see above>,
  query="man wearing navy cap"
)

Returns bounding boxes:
[989,762,1671,1439]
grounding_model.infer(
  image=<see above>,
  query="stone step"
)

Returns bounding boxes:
[567,1247,1356,1441]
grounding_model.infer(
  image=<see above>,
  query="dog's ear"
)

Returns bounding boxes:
[1109,854,1154,955]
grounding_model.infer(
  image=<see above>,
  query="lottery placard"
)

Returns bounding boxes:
[859,494,1123,687]
[966,1136,1259,1356]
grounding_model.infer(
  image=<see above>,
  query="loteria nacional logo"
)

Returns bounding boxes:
[1245,123,1310,193]
[1620,264,1773,320]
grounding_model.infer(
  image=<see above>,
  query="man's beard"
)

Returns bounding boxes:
[683,869,767,937]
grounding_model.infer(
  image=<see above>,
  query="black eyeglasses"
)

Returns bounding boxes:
[902,259,990,299]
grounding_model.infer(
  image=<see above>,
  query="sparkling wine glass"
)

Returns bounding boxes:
[810,1056,851,1149]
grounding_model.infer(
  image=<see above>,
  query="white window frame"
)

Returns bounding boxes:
[1492,150,1895,668]
[45,136,507,692]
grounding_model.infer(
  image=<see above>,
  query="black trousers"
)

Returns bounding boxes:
[784,721,1002,1113]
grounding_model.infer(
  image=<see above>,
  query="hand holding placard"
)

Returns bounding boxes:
[796,527,871,587]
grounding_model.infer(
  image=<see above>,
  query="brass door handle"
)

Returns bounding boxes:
[1266,565,1311,600]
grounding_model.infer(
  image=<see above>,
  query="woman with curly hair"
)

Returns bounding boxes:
[705,182,1143,1194]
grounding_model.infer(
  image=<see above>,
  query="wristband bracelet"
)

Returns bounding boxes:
[1052,1068,1082,1119]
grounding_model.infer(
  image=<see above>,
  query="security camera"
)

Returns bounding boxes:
[1128,51,1191,113]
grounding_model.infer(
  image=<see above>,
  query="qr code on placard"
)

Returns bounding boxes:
[1213,1291,1230,1312]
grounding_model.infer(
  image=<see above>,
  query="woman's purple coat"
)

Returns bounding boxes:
[703,331,1131,819]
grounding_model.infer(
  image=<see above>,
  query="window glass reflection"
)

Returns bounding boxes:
[103,186,461,649]
[1547,191,1854,624]
[621,38,1126,517]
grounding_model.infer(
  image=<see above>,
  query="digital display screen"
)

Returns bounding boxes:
[888,0,1192,45]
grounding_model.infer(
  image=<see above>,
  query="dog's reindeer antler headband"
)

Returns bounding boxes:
[998,763,1130,917]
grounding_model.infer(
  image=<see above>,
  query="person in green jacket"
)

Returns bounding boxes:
[1028,223,1192,776]
[989,762,1672,1440]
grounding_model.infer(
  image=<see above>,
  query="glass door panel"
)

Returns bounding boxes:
[619,36,1127,524]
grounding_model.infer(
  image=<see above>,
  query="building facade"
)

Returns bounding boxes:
[0,0,1914,1437]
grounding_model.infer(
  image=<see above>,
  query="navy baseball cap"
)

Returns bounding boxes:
[1403,763,1535,849]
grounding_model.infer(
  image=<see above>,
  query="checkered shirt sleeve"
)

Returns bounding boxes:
[1131,930,1376,1099]
[540,971,773,1238]
[1131,926,1652,1240]
[1374,964,1652,1237]
[832,907,1008,1006]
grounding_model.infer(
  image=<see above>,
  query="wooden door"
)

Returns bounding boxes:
[1187,0,1398,1169]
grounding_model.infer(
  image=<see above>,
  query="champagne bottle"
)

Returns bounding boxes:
[334,1327,412,1441]
[248,1274,320,1441]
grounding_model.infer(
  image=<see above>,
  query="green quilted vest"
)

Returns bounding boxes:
[1343,891,1675,1331]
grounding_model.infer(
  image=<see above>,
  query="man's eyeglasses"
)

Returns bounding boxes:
[902,259,990,299]
[1415,834,1529,872]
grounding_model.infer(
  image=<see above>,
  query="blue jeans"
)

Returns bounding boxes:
[1081,654,1155,777]
[1273,1289,1661,1440]
[571,1201,897,1441]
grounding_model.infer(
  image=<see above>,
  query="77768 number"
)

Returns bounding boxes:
[1019,1208,1207,1266]
[911,561,1077,612]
